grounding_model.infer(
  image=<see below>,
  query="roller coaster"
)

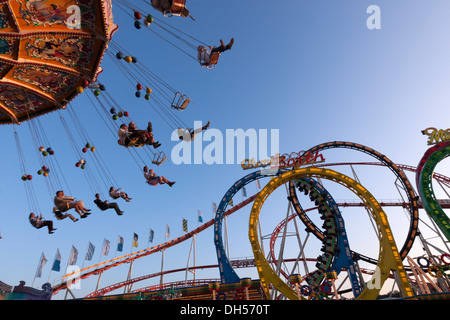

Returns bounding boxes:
[48,139,450,300]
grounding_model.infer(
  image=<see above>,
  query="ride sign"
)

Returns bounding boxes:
[421,127,450,145]
[241,150,325,171]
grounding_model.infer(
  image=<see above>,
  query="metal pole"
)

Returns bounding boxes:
[124,260,134,293]
[160,249,165,288]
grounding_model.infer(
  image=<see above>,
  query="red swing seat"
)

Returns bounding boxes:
[207,52,220,69]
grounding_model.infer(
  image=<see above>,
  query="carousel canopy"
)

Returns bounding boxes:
[0,0,118,124]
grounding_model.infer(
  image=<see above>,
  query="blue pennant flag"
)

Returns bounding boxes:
[117,236,124,252]
[51,249,61,272]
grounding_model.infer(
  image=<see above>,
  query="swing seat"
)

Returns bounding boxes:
[128,137,145,148]
[171,92,190,110]
[167,0,190,18]
[152,151,167,166]
[54,210,64,220]
[206,52,220,69]
[152,0,190,18]
[170,0,188,16]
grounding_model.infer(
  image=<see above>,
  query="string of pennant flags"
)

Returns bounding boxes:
[33,183,261,285]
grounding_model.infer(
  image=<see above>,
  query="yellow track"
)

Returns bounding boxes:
[248,168,414,300]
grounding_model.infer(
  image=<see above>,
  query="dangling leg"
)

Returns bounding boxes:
[202,121,210,131]
[160,176,176,187]
[69,203,83,217]
[43,220,56,234]
[212,39,233,54]
[108,202,124,215]
[67,213,78,222]
[60,212,78,222]
[190,121,210,140]
[76,201,90,214]
[226,38,234,50]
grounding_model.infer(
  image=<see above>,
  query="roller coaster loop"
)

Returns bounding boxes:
[304,141,419,260]
[248,167,414,300]
[214,141,420,287]
[416,141,450,241]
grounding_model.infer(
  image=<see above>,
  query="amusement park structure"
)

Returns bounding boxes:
[0,0,449,301]
[1,135,450,300]
[15,136,444,301]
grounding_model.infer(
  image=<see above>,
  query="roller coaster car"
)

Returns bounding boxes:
[151,0,191,18]
[171,92,190,110]
[152,151,167,166]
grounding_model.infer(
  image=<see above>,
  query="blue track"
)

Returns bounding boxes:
[291,178,361,297]
[214,169,287,283]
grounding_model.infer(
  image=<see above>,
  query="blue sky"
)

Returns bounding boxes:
[1,0,450,299]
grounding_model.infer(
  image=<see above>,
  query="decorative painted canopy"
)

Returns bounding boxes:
[0,0,118,124]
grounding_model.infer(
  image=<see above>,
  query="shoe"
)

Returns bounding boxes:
[205,121,210,128]
[169,181,176,187]
[49,228,57,234]
[117,211,124,215]
[84,211,91,215]
[85,209,91,212]
[147,121,153,132]
[80,215,87,219]
[226,38,234,50]
[73,219,79,222]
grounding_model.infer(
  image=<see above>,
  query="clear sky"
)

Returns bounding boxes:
[1,0,450,300]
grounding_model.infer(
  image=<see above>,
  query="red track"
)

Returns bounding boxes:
[56,162,450,297]
[53,193,259,295]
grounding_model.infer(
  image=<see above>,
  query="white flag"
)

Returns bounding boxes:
[68,246,78,265]
[101,239,110,256]
[35,252,47,278]
[165,224,170,239]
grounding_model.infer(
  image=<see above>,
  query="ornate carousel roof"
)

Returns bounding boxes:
[0,0,118,124]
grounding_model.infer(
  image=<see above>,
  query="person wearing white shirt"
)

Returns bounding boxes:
[143,166,175,187]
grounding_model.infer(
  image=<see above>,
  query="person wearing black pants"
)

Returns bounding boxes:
[29,213,57,234]
[93,194,124,215]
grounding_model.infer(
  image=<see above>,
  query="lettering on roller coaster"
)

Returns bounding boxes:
[422,127,450,145]
[240,150,325,170]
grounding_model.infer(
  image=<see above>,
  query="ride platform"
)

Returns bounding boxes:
[80,279,267,300]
